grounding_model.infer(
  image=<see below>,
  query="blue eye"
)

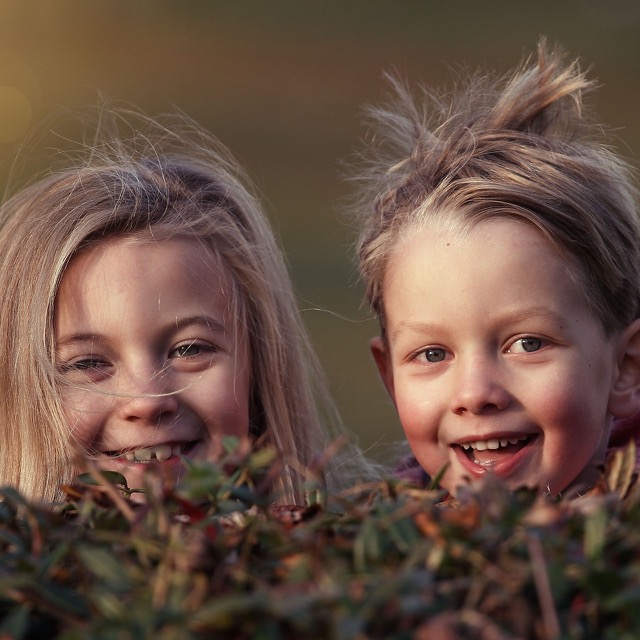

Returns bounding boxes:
[510,337,543,353]
[420,347,446,363]
[521,338,542,352]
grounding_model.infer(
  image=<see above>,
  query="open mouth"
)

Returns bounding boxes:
[99,441,199,464]
[458,435,535,468]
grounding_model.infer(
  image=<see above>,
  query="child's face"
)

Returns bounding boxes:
[371,217,629,496]
[55,236,251,492]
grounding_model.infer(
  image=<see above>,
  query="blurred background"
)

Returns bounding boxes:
[1,1,639,458]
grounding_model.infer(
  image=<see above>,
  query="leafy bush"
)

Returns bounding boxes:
[1,441,640,639]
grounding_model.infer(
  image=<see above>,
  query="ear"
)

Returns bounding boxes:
[608,318,640,418]
[370,336,396,402]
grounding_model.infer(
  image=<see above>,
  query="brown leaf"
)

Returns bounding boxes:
[441,502,481,530]
[605,440,637,498]
[413,511,445,545]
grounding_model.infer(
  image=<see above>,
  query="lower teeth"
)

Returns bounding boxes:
[475,458,497,468]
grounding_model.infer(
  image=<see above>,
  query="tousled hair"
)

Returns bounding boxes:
[350,40,640,336]
[0,108,343,503]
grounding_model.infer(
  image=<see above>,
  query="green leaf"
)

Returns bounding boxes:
[247,447,278,471]
[193,593,267,628]
[75,471,129,488]
[222,435,241,454]
[75,545,131,590]
[0,486,29,508]
[0,605,30,638]
[33,582,90,617]
[584,506,608,562]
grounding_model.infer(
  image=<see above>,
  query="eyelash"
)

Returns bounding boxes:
[169,341,217,359]
[60,357,109,373]
[506,336,546,354]
[411,347,448,364]
[410,335,548,364]
[59,341,218,376]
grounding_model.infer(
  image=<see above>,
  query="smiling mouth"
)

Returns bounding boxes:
[99,441,198,463]
[458,435,534,467]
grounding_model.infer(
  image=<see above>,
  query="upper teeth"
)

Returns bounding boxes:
[123,444,181,463]
[461,436,528,451]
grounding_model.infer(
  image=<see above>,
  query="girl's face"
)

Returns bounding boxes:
[371,217,635,496]
[55,236,251,493]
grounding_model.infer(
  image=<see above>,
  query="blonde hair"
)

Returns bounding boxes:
[0,108,342,504]
[351,40,640,335]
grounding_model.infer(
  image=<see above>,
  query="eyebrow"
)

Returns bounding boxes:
[172,315,227,334]
[390,307,566,342]
[391,321,441,343]
[56,315,228,349]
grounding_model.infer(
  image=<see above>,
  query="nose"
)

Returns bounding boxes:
[114,366,179,425]
[449,353,510,416]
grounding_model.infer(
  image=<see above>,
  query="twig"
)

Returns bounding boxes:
[84,461,137,524]
[526,533,561,640]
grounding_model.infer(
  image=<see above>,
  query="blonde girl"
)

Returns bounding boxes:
[0,109,343,504]
[350,41,640,497]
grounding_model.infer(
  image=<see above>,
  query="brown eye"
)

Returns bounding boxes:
[170,342,216,359]
[175,344,201,357]
[62,357,108,372]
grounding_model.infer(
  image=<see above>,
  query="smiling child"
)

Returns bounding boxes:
[0,108,351,504]
[54,235,252,495]
[350,40,640,496]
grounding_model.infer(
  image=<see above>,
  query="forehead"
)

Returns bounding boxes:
[392,212,584,284]
[397,210,539,248]
[63,234,225,285]
[392,215,542,270]
[390,216,559,277]
[55,235,239,329]
[383,216,597,330]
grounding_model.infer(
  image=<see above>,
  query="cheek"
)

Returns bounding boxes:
[196,375,251,438]
[544,392,608,446]
[527,372,610,489]
[60,388,110,443]
[531,366,610,434]
[396,398,448,480]
[393,386,439,443]
[534,382,582,427]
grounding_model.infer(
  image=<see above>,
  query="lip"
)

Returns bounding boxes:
[452,433,539,480]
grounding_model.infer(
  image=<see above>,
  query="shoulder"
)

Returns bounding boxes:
[393,454,431,487]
